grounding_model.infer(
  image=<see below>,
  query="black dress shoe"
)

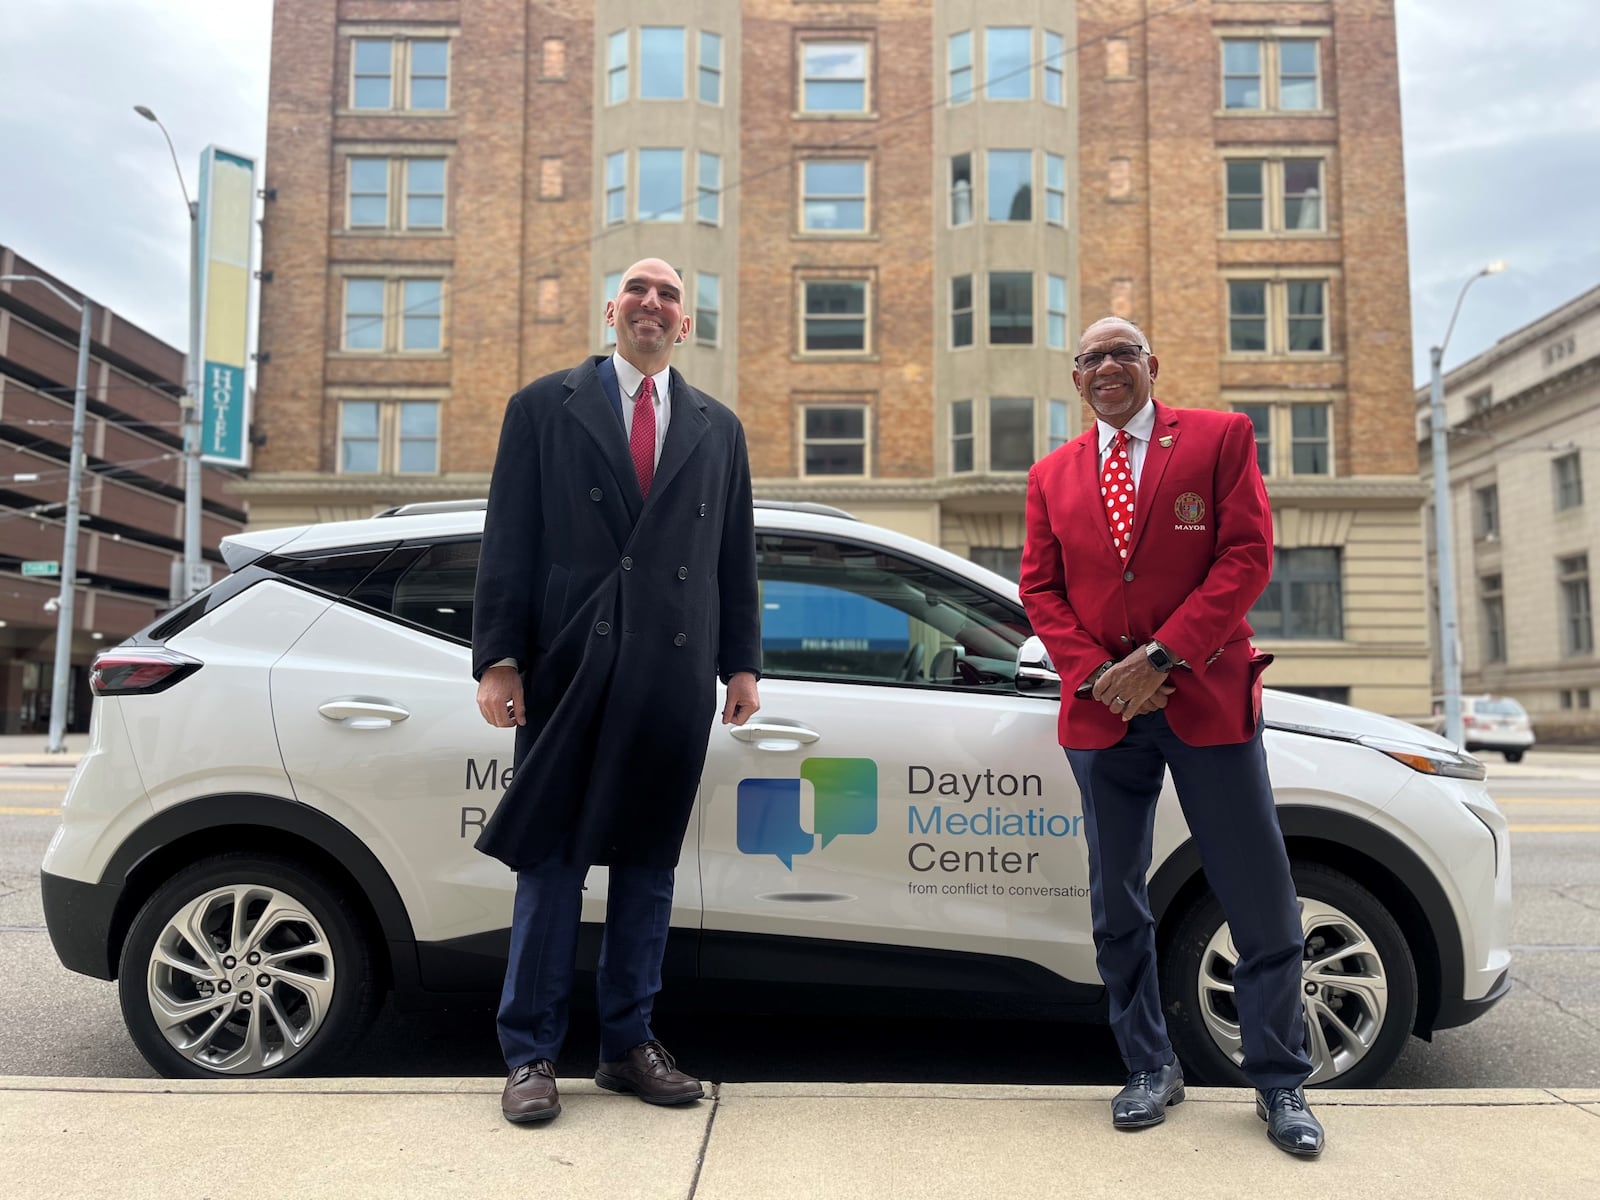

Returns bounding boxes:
[595,1040,705,1105]
[1111,1061,1186,1128]
[1257,1086,1324,1157]
[502,1059,560,1123]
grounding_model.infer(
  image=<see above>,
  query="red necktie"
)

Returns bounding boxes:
[1102,429,1135,560]
[630,375,656,497]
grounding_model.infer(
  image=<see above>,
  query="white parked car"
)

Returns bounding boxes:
[1433,694,1536,762]
[42,501,1512,1085]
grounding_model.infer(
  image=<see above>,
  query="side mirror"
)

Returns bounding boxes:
[1016,635,1060,694]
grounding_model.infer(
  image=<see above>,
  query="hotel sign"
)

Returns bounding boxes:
[195,146,256,467]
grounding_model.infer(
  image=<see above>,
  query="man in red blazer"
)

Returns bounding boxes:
[1020,317,1323,1157]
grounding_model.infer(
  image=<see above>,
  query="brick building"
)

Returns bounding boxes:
[1418,283,1600,741]
[247,0,1428,716]
[0,246,246,735]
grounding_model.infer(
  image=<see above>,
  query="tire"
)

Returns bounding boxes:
[1159,862,1417,1088]
[1503,750,1524,763]
[117,853,379,1078]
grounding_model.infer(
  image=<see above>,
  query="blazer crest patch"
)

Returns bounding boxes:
[1174,492,1206,526]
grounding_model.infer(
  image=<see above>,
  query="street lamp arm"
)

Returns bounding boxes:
[0,274,84,313]
[133,106,196,217]
[1437,260,1507,365]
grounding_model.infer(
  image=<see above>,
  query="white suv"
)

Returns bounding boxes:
[42,500,1512,1085]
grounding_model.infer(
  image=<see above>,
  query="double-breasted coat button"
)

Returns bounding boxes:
[621,557,633,570]
[673,633,687,646]
[698,503,707,516]
[590,488,603,501]
[1123,570,1135,582]
[595,621,611,635]
[676,566,688,580]
[1119,634,1130,643]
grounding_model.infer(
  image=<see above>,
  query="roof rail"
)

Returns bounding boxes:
[753,499,856,520]
[376,497,856,520]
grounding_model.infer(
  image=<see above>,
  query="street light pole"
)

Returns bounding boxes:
[1429,260,1506,750]
[0,275,91,754]
[134,105,206,601]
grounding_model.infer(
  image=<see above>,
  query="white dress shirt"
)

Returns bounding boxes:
[613,352,671,469]
[1095,399,1157,488]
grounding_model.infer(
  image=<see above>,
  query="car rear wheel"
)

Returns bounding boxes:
[118,853,378,1078]
[1160,862,1417,1088]
[1503,749,1524,763]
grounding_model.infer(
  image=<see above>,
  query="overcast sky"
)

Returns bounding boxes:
[2,0,1597,387]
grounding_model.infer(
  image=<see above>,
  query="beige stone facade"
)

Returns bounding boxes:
[1419,283,1600,739]
[245,0,1428,716]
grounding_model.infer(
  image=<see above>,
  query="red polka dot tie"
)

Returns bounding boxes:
[1102,429,1135,559]
[630,375,656,497]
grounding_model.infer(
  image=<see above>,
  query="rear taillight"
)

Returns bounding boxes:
[90,649,202,696]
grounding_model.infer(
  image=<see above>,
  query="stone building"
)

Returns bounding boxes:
[246,0,1428,716]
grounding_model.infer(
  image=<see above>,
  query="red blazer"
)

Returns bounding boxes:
[1019,399,1274,750]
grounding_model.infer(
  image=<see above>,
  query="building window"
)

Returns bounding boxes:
[1480,574,1506,664]
[1227,279,1329,354]
[638,148,684,221]
[343,279,386,351]
[1226,158,1325,233]
[951,275,973,348]
[990,397,1034,471]
[1043,31,1065,104]
[401,279,442,350]
[971,546,1022,583]
[802,279,868,354]
[603,270,621,345]
[696,271,719,346]
[989,272,1033,345]
[1048,399,1069,451]
[801,40,869,114]
[1474,484,1500,540]
[699,31,723,104]
[640,26,685,99]
[802,406,868,477]
[1251,548,1342,639]
[1046,275,1068,349]
[951,400,974,472]
[1235,403,1272,475]
[605,151,626,224]
[350,38,449,111]
[405,158,446,227]
[1045,153,1065,225]
[1231,401,1331,476]
[339,399,439,474]
[1222,38,1321,112]
[1560,554,1593,655]
[1554,451,1584,510]
[607,30,628,103]
[801,160,867,233]
[1291,404,1330,474]
[987,149,1032,221]
[538,156,563,201]
[950,154,973,225]
[949,31,973,104]
[698,152,722,224]
[540,38,566,79]
[986,28,1031,100]
[1467,387,1493,415]
[1560,688,1593,710]
[348,158,389,227]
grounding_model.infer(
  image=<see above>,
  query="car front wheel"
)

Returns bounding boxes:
[117,853,378,1078]
[1160,862,1417,1088]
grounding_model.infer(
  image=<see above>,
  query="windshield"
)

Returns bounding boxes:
[1474,698,1526,717]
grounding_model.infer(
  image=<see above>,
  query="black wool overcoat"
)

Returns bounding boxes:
[470,356,761,870]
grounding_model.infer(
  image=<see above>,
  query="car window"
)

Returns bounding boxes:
[1475,698,1526,717]
[347,538,479,643]
[756,533,1029,690]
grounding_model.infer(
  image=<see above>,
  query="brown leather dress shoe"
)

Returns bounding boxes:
[595,1040,705,1105]
[502,1059,560,1123]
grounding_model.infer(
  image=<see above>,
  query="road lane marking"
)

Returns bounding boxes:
[1507,824,1600,833]
[0,806,59,816]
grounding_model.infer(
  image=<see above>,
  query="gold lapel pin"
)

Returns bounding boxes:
[1158,435,1174,448]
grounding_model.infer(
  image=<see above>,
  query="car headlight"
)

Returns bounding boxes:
[1356,735,1487,781]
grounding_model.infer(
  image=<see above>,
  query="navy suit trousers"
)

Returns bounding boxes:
[1066,714,1312,1091]
[497,860,676,1069]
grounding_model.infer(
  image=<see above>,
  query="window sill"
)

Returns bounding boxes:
[1222,352,1344,364]
[329,350,450,360]
[334,228,454,238]
[791,110,879,121]
[791,352,878,363]
[793,230,878,241]
[1215,108,1334,119]
[1219,230,1337,241]
[336,108,456,119]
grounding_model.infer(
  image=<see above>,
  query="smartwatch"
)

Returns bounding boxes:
[1144,641,1174,673]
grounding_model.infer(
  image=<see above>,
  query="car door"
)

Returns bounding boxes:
[268,537,703,986]
[697,528,1101,994]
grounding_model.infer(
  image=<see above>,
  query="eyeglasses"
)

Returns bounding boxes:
[1073,345,1148,370]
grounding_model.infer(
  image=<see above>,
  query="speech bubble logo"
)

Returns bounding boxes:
[736,778,814,869]
[803,757,878,848]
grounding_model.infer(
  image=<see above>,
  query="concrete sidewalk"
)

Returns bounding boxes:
[0,733,84,767]
[2,1079,1597,1199]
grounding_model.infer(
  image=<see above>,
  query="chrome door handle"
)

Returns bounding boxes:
[729,721,821,751]
[318,699,411,730]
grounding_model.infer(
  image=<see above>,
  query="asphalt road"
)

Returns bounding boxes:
[2,754,1597,1087]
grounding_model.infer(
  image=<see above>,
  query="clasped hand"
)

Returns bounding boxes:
[1090,648,1175,723]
